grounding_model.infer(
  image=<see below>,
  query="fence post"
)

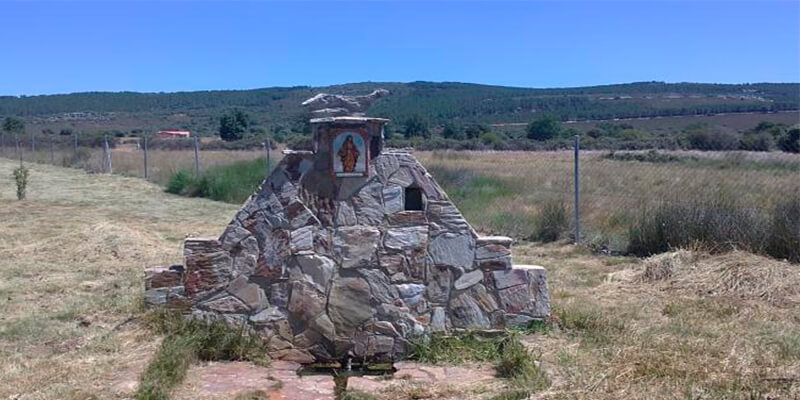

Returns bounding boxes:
[265,133,271,172]
[15,135,22,165]
[143,135,149,180]
[73,132,78,166]
[573,134,581,245]
[30,132,35,153]
[103,134,112,174]
[0,133,4,155]
[193,136,200,176]
[50,137,54,165]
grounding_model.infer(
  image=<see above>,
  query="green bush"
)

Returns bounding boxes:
[12,165,29,200]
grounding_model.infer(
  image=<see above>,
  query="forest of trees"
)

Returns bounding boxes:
[1,81,797,152]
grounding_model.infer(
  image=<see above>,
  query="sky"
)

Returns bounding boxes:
[0,1,798,96]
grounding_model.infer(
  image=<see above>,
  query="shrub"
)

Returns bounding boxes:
[534,200,569,242]
[684,127,739,150]
[766,195,800,263]
[739,132,774,151]
[627,194,800,262]
[12,165,29,200]
[778,128,800,153]
[627,197,768,257]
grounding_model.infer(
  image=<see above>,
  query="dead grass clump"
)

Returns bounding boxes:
[635,250,800,306]
[639,249,697,282]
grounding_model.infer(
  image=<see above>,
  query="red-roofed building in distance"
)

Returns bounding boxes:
[156,130,191,139]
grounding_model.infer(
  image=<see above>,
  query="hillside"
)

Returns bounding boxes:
[1,81,798,138]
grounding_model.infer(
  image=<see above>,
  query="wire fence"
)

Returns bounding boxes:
[0,132,274,186]
[3,131,799,258]
[419,142,800,257]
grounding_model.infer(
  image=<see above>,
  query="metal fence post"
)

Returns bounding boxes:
[103,134,112,174]
[50,137,54,165]
[15,135,22,165]
[574,134,582,245]
[193,136,200,176]
[30,132,35,153]
[265,133,271,172]
[73,132,78,166]
[143,135,149,180]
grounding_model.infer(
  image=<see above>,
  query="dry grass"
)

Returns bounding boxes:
[516,243,800,399]
[0,156,237,399]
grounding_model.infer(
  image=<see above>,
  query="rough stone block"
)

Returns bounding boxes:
[145,266,183,290]
[429,233,475,270]
[184,250,232,297]
[328,277,374,336]
[453,269,483,290]
[383,226,428,252]
[382,185,404,214]
[333,226,380,269]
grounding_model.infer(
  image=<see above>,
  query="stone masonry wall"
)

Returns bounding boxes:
[145,149,550,363]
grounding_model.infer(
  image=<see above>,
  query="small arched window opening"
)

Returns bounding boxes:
[404,187,424,211]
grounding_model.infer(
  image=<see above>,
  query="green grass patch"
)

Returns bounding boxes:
[554,304,626,345]
[428,164,571,241]
[165,158,272,203]
[410,332,549,396]
[134,310,269,400]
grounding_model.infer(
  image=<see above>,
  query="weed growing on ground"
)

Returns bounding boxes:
[534,199,570,242]
[134,310,269,400]
[410,331,549,397]
[341,390,380,400]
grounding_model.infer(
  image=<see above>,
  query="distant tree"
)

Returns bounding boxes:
[683,123,738,150]
[464,123,489,139]
[441,122,464,140]
[739,132,774,151]
[526,114,562,141]
[41,128,55,135]
[2,117,25,135]
[778,128,800,153]
[219,109,250,141]
[59,128,74,136]
[403,115,429,139]
[754,121,776,132]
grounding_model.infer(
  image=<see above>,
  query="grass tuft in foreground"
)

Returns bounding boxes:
[134,310,269,400]
[411,331,550,396]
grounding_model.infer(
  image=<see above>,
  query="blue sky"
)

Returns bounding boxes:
[0,1,798,95]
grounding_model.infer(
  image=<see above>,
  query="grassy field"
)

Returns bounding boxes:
[418,150,800,251]
[1,157,798,399]
[0,157,238,399]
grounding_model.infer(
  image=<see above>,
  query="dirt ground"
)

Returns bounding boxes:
[0,158,797,400]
